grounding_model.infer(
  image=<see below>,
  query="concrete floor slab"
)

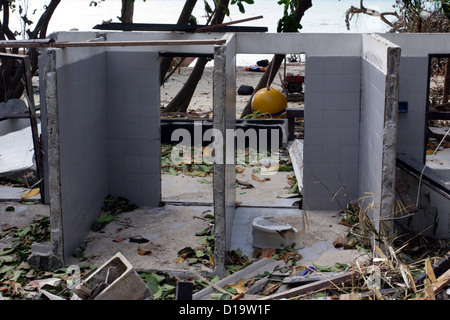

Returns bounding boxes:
[0,151,367,274]
[0,185,40,202]
[230,207,369,268]
[0,201,50,252]
[427,147,450,181]
[162,166,299,207]
[66,203,368,275]
[67,204,214,274]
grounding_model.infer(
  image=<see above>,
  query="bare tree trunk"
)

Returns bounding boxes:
[163,57,208,113]
[160,0,198,85]
[0,1,17,42]
[240,0,312,118]
[0,0,61,102]
[27,0,61,40]
[120,0,134,23]
[0,0,61,101]
[163,0,230,113]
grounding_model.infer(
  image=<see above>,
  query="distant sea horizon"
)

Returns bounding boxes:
[11,0,398,65]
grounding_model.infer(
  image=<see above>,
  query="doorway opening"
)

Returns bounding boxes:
[230,53,306,258]
[159,52,215,205]
[425,54,450,174]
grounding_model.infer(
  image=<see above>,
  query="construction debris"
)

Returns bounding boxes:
[1,184,450,300]
[72,252,151,300]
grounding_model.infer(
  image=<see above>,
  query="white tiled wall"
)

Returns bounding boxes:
[303,56,361,210]
[57,52,109,260]
[54,50,161,260]
[106,51,161,206]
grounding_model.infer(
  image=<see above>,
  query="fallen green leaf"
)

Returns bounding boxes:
[288,182,298,194]
[0,255,19,264]
[0,248,16,257]
[0,265,15,274]
[10,270,22,281]
[195,250,205,258]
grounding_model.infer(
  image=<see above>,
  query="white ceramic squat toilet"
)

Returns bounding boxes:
[252,216,298,249]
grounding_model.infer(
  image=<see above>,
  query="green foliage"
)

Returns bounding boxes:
[441,0,450,19]
[140,272,177,300]
[393,0,450,32]
[189,14,198,25]
[91,196,138,232]
[231,0,254,14]
[242,109,270,119]
[277,0,302,33]
[203,0,254,20]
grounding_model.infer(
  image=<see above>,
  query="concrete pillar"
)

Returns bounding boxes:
[212,41,236,278]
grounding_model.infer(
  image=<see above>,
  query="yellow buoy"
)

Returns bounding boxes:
[251,87,287,118]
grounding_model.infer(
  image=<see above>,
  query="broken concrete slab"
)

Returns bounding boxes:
[0,124,39,177]
[72,252,152,300]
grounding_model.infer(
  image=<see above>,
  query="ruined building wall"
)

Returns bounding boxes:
[41,45,161,263]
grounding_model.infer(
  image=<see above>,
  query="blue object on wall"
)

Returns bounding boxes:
[399,101,408,113]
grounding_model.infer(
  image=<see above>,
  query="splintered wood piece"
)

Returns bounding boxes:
[258,271,356,300]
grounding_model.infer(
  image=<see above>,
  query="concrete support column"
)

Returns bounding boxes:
[28,49,64,269]
[212,42,236,278]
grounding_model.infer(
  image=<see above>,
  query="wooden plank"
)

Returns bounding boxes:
[443,58,450,104]
[22,55,45,203]
[414,253,450,286]
[0,112,41,121]
[195,16,264,32]
[190,269,237,300]
[92,18,267,33]
[431,268,450,296]
[258,271,357,300]
[0,39,227,49]
[53,39,227,48]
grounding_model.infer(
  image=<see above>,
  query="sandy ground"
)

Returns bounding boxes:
[160,62,305,118]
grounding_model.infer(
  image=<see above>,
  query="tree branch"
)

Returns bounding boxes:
[1,1,17,41]
[160,0,198,85]
[28,0,61,39]
[345,1,400,31]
